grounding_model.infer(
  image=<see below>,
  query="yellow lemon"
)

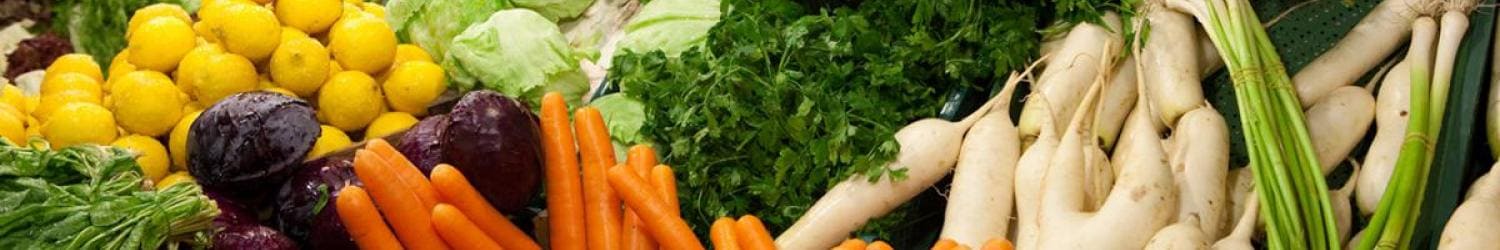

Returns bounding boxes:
[360,2,386,19]
[127,17,195,72]
[0,107,24,145]
[112,71,185,136]
[328,16,395,74]
[328,61,343,81]
[393,44,434,65]
[318,71,384,131]
[0,103,24,127]
[364,112,416,140]
[112,135,170,182]
[45,54,103,84]
[281,26,310,44]
[192,53,258,104]
[126,4,191,39]
[23,96,38,114]
[155,171,195,189]
[0,84,25,113]
[383,61,445,115]
[106,50,136,92]
[270,37,331,97]
[41,72,102,97]
[32,90,102,122]
[263,87,299,98]
[208,4,282,62]
[339,2,368,20]
[43,103,117,149]
[169,111,201,171]
[175,43,223,98]
[307,125,351,158]
[275,0,342,34]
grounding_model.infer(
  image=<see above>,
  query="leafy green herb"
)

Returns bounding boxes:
[51,0,195,69]
[612,0,1040,240]
[0,142,218,249]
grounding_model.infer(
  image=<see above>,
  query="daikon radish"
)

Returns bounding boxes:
[1359,60,1412,216]
[1018,12,1123,145]
[1489,11,1500,158]
[1224,166,1254,233]
[1145,217,1211,250]
[1306,86,1376,174]
[1140,4,1206,128]
[1165,106,1230,238]
[1292,0,1430,106]
[1437,163,1500,249]
[1331,164,1359,243]
[1096,56,1139,151]
[1084,146,1114,210]
[1012,94,1060,250]
[1211,195,1257,250]
[775,72,1031,249]
[940,72,1025,247]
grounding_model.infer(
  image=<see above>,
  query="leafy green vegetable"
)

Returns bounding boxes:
[0,141,218,249]
[616,0,721,57]
[445,9,590,110]
[386,0,512,63]
[611,0,1041,240]
[51,0,197,68]
[511,0,595,22]
[590,93,646,144]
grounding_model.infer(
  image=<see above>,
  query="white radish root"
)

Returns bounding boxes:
[1165,106,1231,238]
[1306,86,1377,174]
[1018,12,1124,145]
[1359,60,1412,216]
[1331,164,1359,243]
[939,72,1026,246]
[1212,194,1258,250]
[1146,217,1211,250]
[1013,94,1062,250]
[1291,0,1431,107]
[1140,5,1207,128]
[1437,163,1500,249]
[1225,166,1255,233]
[1097,56,1139,151]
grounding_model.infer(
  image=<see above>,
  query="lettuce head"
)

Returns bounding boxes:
[445,9,590,110]
[386,0,510,62]
[616,0,720,57]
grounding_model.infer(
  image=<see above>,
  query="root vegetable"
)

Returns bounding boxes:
[1225,167,1254,232]
[1096,56,1138,151]
[940,70,1025,246]
[1018,13,1123,145]
[1140,6,1207,128]
[1013,95,1061,250]
[1331,165,1358,243]
[1359,60,1412,215]
[1145,217,1211,250]
[1292,0,1431,107]
[1165,106,1230,238]
[1211,195,1258,250]
[1306,86,1377,174]
[1437,163,1500,249]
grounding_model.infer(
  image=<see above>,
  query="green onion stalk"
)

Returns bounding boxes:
[1358,16,1440,250]
[1166,0,1339,249]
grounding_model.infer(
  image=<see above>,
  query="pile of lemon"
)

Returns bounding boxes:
[17,0,447,188]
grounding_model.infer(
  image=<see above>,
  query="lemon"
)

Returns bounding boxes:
[23,96,38,114]
[126,4,191,39]
[281,26,310,44]
[340,2,369,20]
[155,171,194,189]
[307,125,351,158]
[0,85,25,113]
[41,72,102,97]
[126,17,195,72]
[276,0,342,34]
[0,103,24,127]
[263,87,299,97]
[106,50,136,92]
[393,44,434,65]
[328,16,396,74]
[112,135,170,182]
[169,111,201,171]
[328,61,343,81]
[192,53,259,104]
[113,71,185,136]
[43,103,117,149]
[175,43,224,98]
[318,71,384,131]
[270,38,331,97]
[32,90,102,122]
[360,3,386,19]
[383,61,445,115]
[207,3,282,62]
[0,107,24,145]
[45,54,103,84]
[364,112,416,140]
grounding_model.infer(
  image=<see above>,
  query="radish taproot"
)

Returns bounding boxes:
[1018,13,1123,146]
[1096,56,1138,151]
[1140,5,1206,128]
[1212,194,1258,250]
[1145,217,1211,250]
[939,71,1026,247]
[1165,106,1230,238]
[1359,60,1411,216]
[1292,0,1431,106]
[1306,86,1376,174]
[1331,164,1358,242]
[1013,94,1061,250]
[1437,163,1500,249]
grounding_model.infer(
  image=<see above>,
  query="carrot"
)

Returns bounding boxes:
[539,92,586,250]
[335,186,403,250]
[366,139,439,208]
[431,204,504,250]
[834,239,868,250]
[431,164,541,250]
[710,217,741,250]
[734,215,777,250]
[651,165,679,215]
[575,107,622,250]
[981,239,1013,250]
[353,150,449,250]
[621,145,659,250]
[605,165,705,250]
[932,239,958,250]
[867,241,893,250]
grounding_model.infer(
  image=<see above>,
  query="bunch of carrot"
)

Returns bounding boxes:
[706,215,780,250]
[336,138,542,250]
[539,92,703,250]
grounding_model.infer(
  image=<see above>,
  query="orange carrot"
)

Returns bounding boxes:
[431,204,504,250]
[575,107,622,250]
[606,165,704,250]
[710,217,741,250]
[650,165,678,216]
[539,92,587,250]
[953,246,971,250]
[867,241,893,250]
[431,164,541,250]
[734,215,776,250]
[621,145,659,250]
[980,239,1013,250]
[353,150,449,250]
[932,239,958,250]
[366,139,439,208]
[834,239,867,250]
[336,186,403,250]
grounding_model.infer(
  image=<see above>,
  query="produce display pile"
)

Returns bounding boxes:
[4,0,1500,249]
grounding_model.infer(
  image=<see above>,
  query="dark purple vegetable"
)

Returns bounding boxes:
[441,90,543,213]
[274,155,360,250]
[189,92,320,193]
[213,225,298,250]
[204,190,255,230]
[396,114,449,174]
[6,33,71,79]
